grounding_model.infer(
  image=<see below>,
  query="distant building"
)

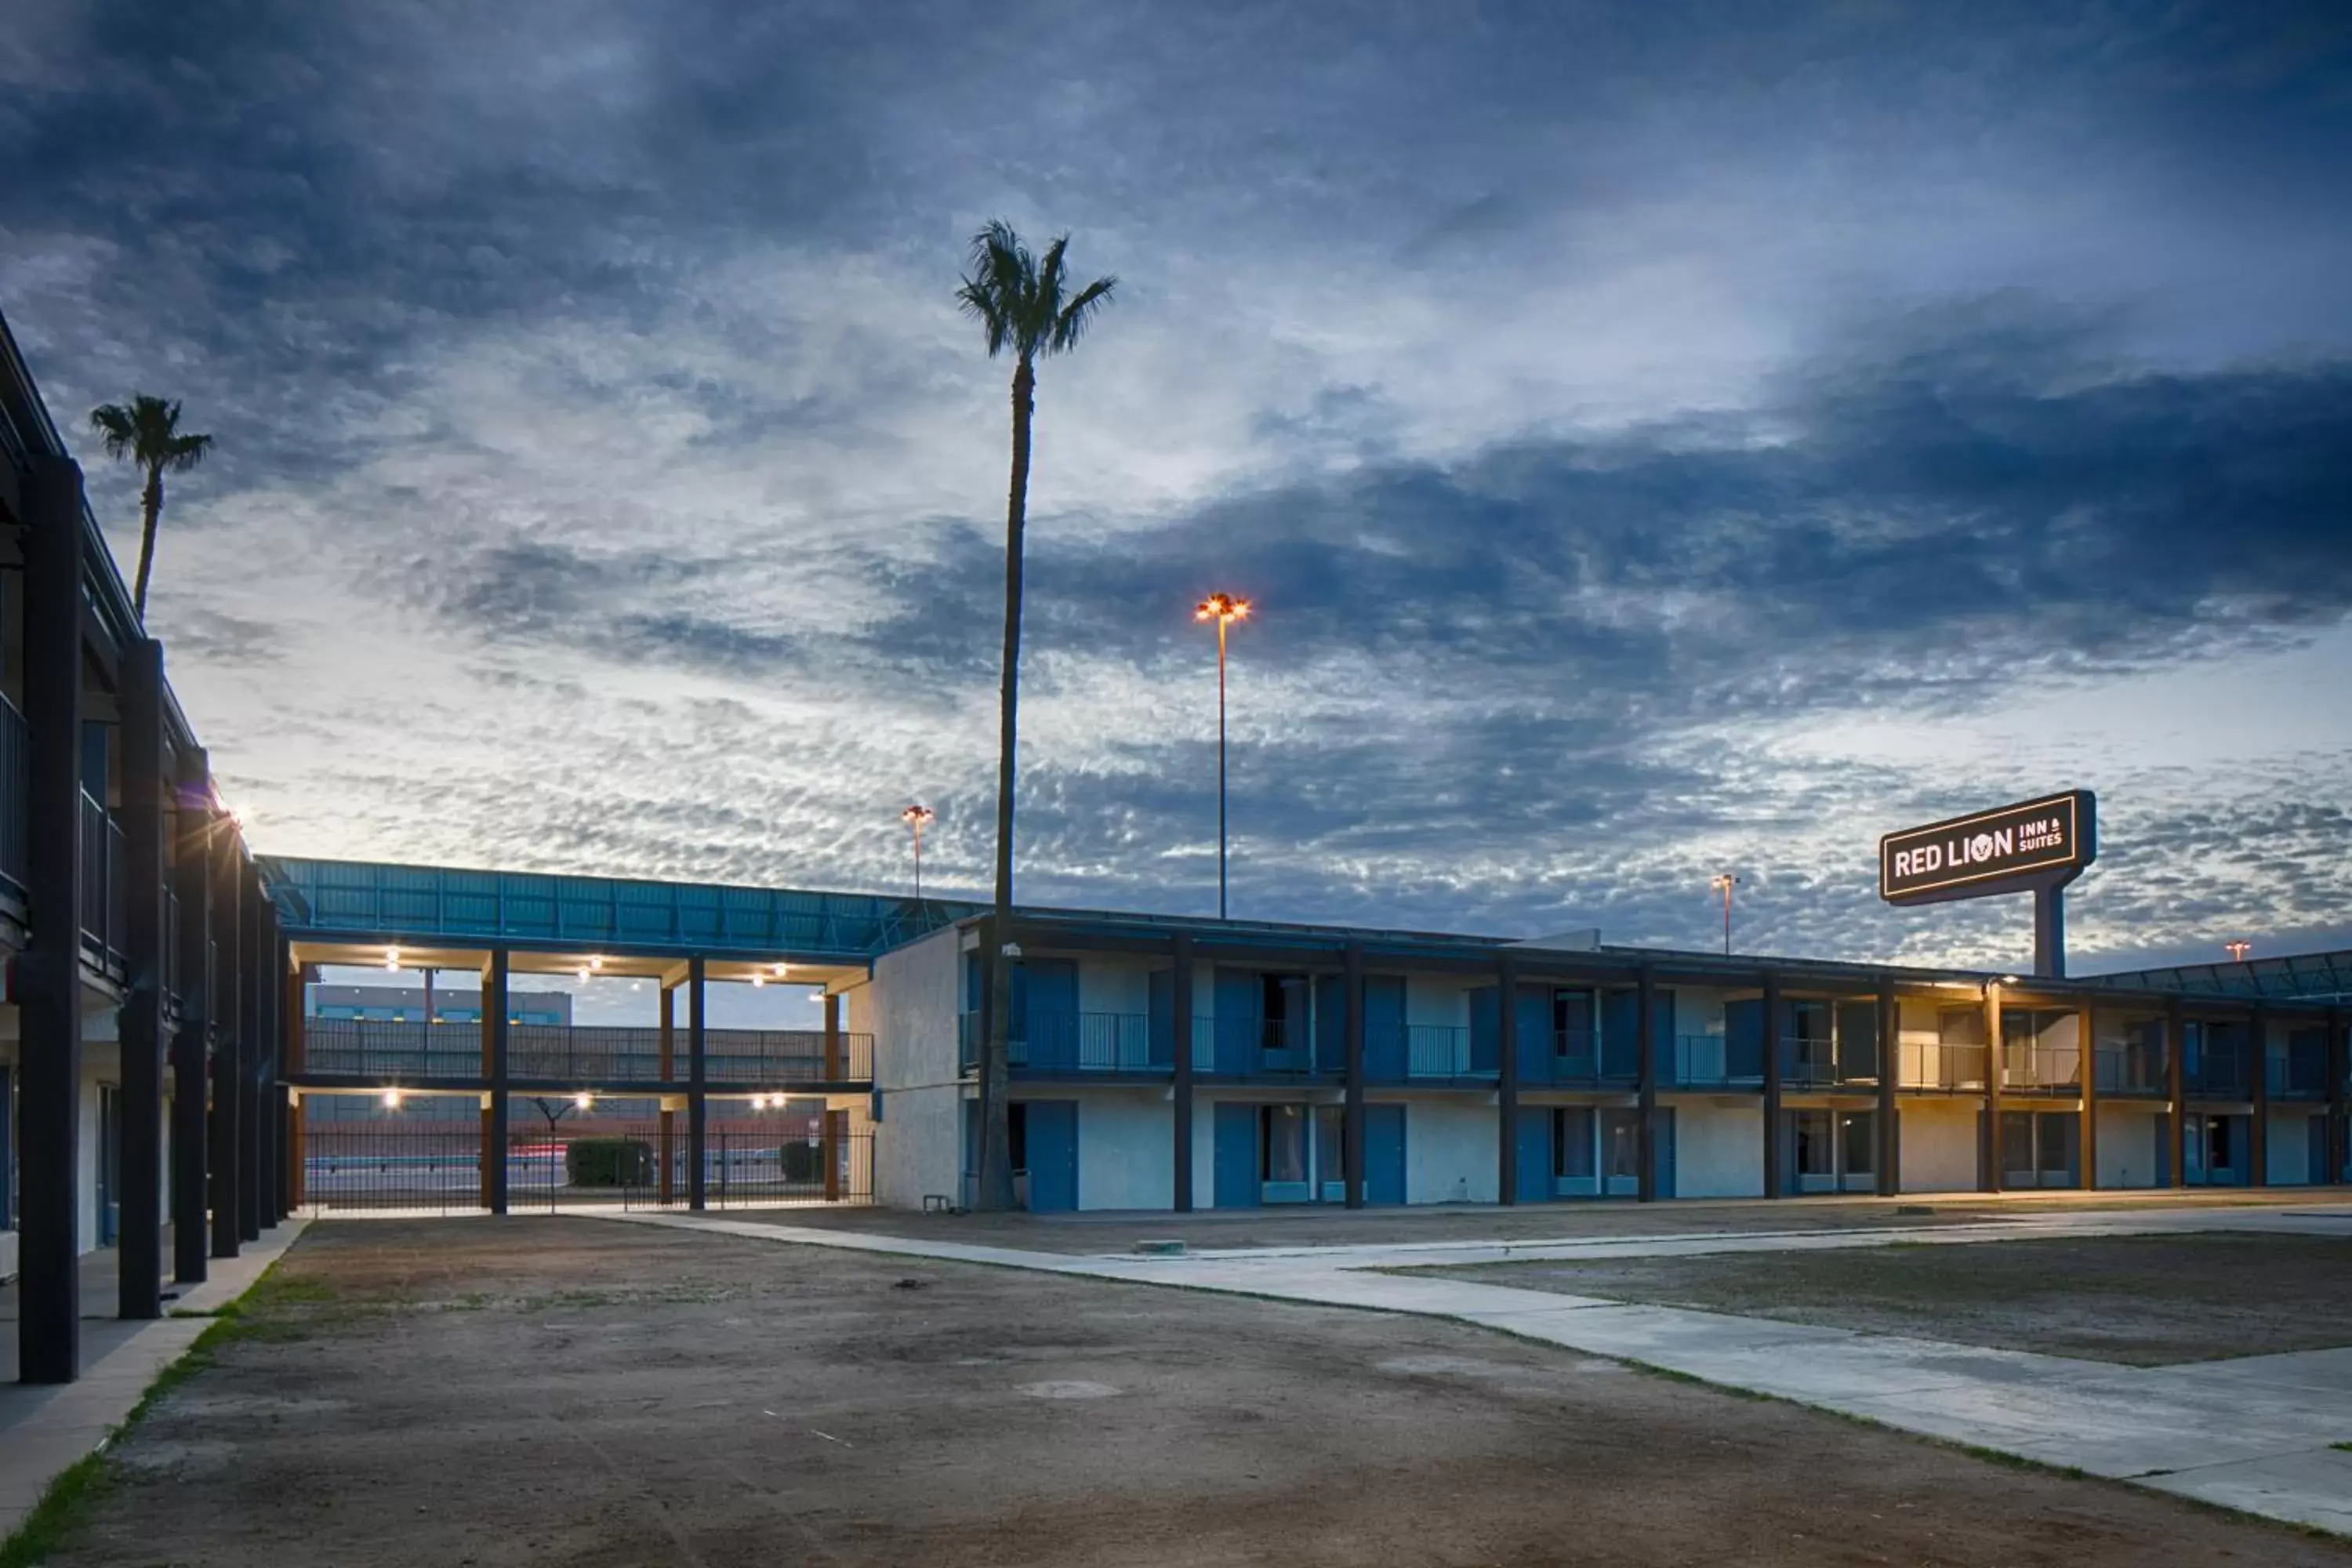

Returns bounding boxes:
[307,984,572,1026]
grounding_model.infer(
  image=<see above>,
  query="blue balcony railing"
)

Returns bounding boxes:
[2092,1041,2167,1095]
[1669,1033,1762,1090]
[1011,1011,1160,1073]
[1780,1036,1873,1089]
[1552,1029,1637,1087]
[2267,1046,2329,1100]
[2184,1045,2249,1098]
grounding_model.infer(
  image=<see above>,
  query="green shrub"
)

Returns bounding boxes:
[566,1138,653,1187]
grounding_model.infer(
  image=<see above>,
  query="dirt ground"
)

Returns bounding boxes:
[743,1184,2347,1255]
[45,1218,2352,1566]
[1422,1232,2352,1365]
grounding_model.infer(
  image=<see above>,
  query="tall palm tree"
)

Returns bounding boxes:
[956,221,1116,1210]
[89,394,214,622]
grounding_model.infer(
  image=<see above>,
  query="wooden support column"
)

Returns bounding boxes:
[169,747,212,1287]
[2165,997,2187,1188]
[658,981,676,1205]
[1876,980,1900,1196]
[1342,942,1366,1210]
[1496,953,1520,1205]
[1635,964,1658,1203]
[18,455,88,1382]
[119,638,168,1318]
[823,992,843,1080]
[1171,935,1195,1212]
[287,1093,307,1210]
[1982,982,2004,1193]
[688,956,709,1210]
[2079,1004,2098,1190]
[207,825,242,1260]
[2249,1004,2270,1188]
[822,1109,844,1201]
[483,948,510,1214]
[1761,971,1784,1199]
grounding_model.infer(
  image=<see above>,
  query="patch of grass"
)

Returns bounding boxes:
[0,1254,314,1566]
[2334,1442,2352,1454]
[0,1451,114,1568]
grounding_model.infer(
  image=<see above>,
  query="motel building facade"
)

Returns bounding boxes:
[3,299,2350,1390]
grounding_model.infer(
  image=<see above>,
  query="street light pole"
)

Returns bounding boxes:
[1711,873,1740,956]
[902,804,934,899]
[1194,593,1252,920]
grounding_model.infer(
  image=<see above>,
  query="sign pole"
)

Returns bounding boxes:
[2034,885,2065,980]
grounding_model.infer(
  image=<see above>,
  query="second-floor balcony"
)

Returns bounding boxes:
[0,692,26,901]
[2267,1042,2331,1100]
[2184,1044,2250,1098]
[78,789,126,964]
[1668,1033,1763,1091]
[1780,1036,1876,1091]
[1011,1011,1161,1073]
[302,1018,873,1085]
[2094,1040,2169,1096]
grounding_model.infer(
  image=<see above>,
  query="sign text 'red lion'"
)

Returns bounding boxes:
[1878,791,2096,906]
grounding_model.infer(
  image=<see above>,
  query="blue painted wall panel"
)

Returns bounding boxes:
[1514,1106,1552,1203]
[1514,985,1552,1085]
[1468,986,1498,1073]
[1726,998,1762,1080]
[1364,976,1406,1079]
[1213,1102,1258,1207]
[1214,969,1259,1073]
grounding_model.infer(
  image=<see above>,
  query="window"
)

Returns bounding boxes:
[1553,989,1595,1058]
[1260,975,1308,1051]
[1601,1109,1642,1181]
[1793,1111,1834,1178]
[1261,1105,1308,1183]
[1553,1107,1595,1179]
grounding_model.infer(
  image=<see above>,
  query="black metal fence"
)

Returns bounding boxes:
[297,1102,873,1214]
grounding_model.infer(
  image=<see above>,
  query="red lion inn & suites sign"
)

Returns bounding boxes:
[1879,790,2097,907]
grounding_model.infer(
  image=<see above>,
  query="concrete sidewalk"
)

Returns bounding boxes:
[601,1203,2352,1535]
[0,1220,310,1544]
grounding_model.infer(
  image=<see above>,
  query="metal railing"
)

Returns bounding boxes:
[1404,1023,1486,1079]
[163,886,180,999]
[0,694,26,897]
[1669,1033,1761,1090]
[1010,1011,1160,1072]
[1780,1036,1874,1089]
[1998,1042,2081,1094]
[1551,1029,1637,1086]
[2093,1040,2168,1095]
[2267,1046,2330,1100]
[2184,1044,2249,1097]
[77,790,122,958]
[1899,1041,1987,1091]
[300,1019,873,1083]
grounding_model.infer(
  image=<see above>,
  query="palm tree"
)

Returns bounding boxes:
[89,394,213,622]
[956,221,1116,1210]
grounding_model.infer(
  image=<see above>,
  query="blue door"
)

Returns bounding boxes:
[1313,975,1345,1073]
[1364,977,1407,1080]
[1023,1100,1078,1212]
[1514,1106,1552,1203]
[1024,958,1080,1069]
[1213,970,1259,1074]
[1650,1106,1676,1199]
[1600,990,1639,1080]
[1468,986,1499,1073]
[1726,998,1763,1081]
[1515,985,1552,1086]
[1366,1105,1406,1205]
[1212,1102,1258,1207]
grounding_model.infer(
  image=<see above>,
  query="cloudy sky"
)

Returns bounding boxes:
[5,0,2349,976]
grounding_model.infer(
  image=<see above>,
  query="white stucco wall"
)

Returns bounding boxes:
[1671,1102,1763,1197]
[2096,1104,2165,1188]
[866,927,967,1209]
[1898,1099,1978,1192]
[1404,1100,1495,1204]
[1076,1092,1173,1210]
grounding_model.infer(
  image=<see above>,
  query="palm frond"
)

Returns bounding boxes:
[1048,275,1118,354]
[89,402,138,459]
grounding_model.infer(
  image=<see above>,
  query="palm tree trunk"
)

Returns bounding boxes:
[132,466,163,621]
[978,358,1035,1212]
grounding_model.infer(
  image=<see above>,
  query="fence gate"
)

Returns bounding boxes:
[299,1099,485,1214]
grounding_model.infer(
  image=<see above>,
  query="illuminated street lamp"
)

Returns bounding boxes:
[1710,873,1740,956]
[902,804,935,898]
[2225,940,2252,964]
[1194,592,1252,920]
